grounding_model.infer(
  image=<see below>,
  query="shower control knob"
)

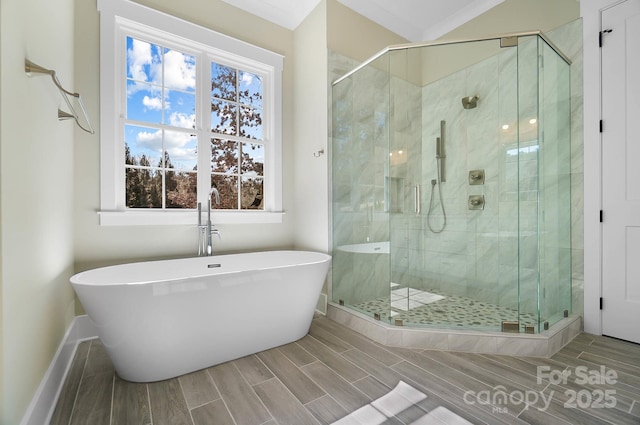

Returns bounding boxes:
[468,170,485,185]
[468,195,485,210]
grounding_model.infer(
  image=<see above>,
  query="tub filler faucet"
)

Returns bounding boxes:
[198,187,221,256]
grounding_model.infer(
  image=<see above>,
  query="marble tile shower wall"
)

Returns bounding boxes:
[329,18,584,321]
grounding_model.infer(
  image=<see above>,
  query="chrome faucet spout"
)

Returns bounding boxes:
[205,186,221,256]
[209,187,220,205]
[197,188,223,256]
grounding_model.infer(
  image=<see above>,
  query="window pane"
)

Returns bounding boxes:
[241,142,263,176]
[164,131,197,171]
[240,105,262,140]
[163,48,195,92]
[241,176,263,210]
[127,37,160,83]
[211,100,237,135]
[211,138,238,173]
[239,71,262,108]
[166,170,197,208]
[126,168,162,208]
[125,124,162,167]
[165,90,196,129]
[126,81,163,124]
[211,62,236,101]
[211,175,238,209]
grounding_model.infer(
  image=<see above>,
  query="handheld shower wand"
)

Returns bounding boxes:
[427,120,447,233]
[436,120,446,182]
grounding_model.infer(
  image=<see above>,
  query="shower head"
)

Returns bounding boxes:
[462,95,479,109]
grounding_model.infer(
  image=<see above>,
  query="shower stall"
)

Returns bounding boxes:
[331,32,572,336]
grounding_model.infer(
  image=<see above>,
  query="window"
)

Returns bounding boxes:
[98,0,283,225]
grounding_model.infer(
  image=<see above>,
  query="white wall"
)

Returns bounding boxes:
[73,0,297,275]
[0,0,77,422]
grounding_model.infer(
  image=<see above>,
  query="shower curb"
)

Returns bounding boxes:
[327,303,582,358]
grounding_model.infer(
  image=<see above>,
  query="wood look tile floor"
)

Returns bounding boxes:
[51,316,640,425]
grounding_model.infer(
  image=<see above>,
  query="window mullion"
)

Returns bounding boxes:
[237,142,242,209]
[198,56,211,210]
[161,51,166,210]
[236,69,242,210]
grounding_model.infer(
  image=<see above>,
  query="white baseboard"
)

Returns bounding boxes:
[19,315,97,425]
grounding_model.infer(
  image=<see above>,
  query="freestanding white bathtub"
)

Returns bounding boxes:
[70,250,331,382]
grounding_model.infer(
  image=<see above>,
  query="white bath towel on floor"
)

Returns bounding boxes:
[330,381,473,425]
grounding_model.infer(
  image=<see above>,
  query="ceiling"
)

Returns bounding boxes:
[221,0,506,42]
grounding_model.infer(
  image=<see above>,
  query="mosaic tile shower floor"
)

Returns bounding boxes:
[351,287,540,330]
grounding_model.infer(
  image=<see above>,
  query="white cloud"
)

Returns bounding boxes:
[136,129,163,152]
[134,129,195,164]
[164,130,195,149]
[169,111,195,129]
[128,39,153,82]
[127,40,195,105]
[241,72,253,85]
[164,50,196,91]
[165,131,197,168]
[142,96,164,111]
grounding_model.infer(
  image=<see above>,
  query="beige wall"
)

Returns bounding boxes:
[73,0,297,275]
[420,0,580,89]
[292,1,329,253]
[0,0,77,422]
[327,0,408,63]
[441,0,580,41]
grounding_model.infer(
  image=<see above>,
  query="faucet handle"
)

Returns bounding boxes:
[211,228,222,239]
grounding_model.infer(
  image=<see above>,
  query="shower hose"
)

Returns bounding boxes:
[427,158,446,233]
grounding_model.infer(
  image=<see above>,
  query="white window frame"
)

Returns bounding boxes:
[97,0,283,225]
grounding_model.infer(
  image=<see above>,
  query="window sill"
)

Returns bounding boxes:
[98,210,285,226]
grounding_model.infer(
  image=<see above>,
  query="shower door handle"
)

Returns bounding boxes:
[414,184,421,215]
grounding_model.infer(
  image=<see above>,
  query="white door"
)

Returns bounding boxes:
[601,0,640,344]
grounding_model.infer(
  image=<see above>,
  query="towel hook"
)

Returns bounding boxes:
[313,149,325,157]
[25,59,95,134]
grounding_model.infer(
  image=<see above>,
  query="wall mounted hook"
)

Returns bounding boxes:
[313,149,325,157]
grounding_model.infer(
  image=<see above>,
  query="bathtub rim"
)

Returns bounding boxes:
[71,250,331,287]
